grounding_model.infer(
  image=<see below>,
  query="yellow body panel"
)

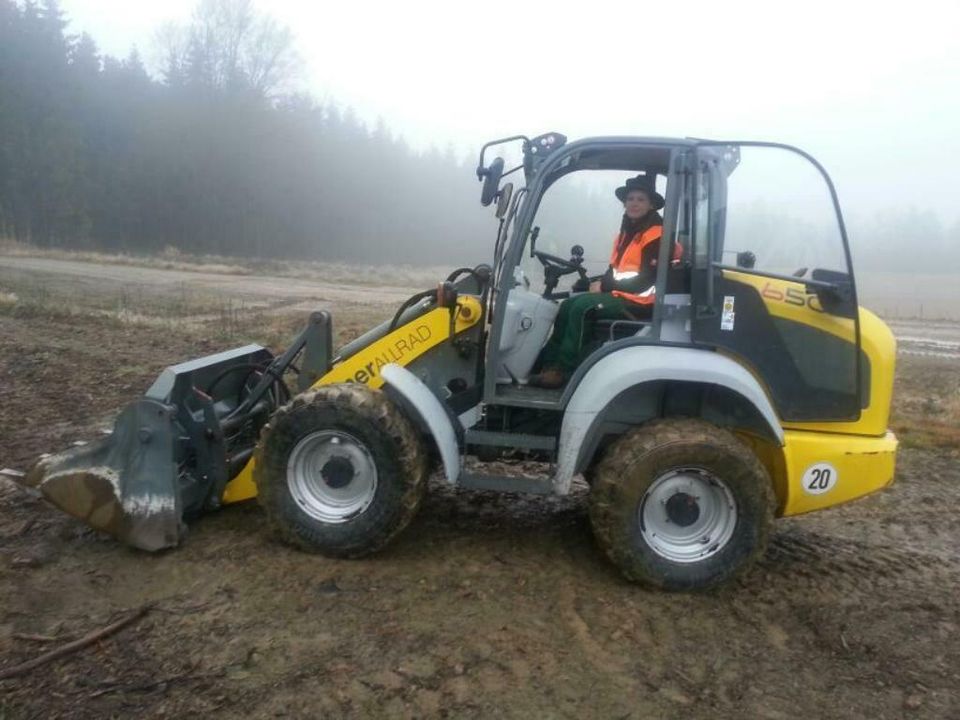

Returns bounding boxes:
[744,429,897,517]
[221,296,483,504]
[722,269,856,342]
[222,455,257,504]
[778,430,897,515]
[784,307,896,436]
[723,270,898,514]
[722,270,897,437]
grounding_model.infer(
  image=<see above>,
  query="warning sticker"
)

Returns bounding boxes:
[720,295,735,331]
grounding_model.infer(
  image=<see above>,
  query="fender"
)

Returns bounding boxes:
[552,346,784,494]
[380,363,461,485]
[222,298,481,502]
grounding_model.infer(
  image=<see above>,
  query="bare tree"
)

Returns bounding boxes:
[153,21,189,86]
[241,12,297,96]
[155,0,298,97]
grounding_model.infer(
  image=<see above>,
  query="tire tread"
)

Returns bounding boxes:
[589,418,775,590]
[254,383,427,557]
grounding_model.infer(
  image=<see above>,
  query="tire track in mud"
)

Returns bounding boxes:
[756,527,959,597]
[893,323,960,358]
[558,582,627,676]
[899,347,960,359]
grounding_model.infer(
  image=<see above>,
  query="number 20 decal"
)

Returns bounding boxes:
[801,463,838,495]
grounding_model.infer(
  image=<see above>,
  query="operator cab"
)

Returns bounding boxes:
[478,134,863,423]
[480,139,689,402]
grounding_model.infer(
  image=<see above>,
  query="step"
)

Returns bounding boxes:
[458,471,554,495]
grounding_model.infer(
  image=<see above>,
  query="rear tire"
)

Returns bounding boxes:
[255,383,427,557]
[588,418,774,591]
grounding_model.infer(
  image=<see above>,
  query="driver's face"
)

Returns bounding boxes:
[624,190,652,220]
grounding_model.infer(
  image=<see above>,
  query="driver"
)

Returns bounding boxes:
[529,175,667,389]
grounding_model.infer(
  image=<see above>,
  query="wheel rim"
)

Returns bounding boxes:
[639,467,738,564]
[287,430,378,524]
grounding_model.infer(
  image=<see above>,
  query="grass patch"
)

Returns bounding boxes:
[0,239,253,275]
[896,425,956,450]
[0,239,446,288]
[893,418,960,451]
[0,270,391,357]
[0,290,17,308]
[891,357,960,451]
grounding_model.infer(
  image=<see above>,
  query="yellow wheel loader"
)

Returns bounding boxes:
[17,133,898,590]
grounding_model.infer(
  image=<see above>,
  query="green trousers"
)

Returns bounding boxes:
[539,293,638,372]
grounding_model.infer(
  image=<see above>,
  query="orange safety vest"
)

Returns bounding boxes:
[608,224,664,305]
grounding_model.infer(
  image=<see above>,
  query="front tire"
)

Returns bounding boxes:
[255,384,427,557]
[588,419,774,591]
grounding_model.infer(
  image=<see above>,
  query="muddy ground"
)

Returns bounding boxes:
[1,256,959,719]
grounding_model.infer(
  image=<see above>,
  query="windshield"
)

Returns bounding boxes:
[517,170,668,295]
[708,145,849,277]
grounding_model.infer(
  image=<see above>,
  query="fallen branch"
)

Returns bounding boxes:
[151,601,212,616]
[11,633,62,643]
[88,670,223,698]
[0,606,150,680]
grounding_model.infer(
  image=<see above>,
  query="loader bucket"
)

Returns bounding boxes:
[22,397,184,551]
[18,343,276,551]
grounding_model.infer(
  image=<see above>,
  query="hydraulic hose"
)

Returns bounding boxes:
[205,363,268,398]
[446,267,483,285]
[389,289,437,331]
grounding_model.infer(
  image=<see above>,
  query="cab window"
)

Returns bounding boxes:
[520,170,669,295]
[709,146,849,276]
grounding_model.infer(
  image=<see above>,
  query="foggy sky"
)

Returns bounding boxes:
[58,0,960,225]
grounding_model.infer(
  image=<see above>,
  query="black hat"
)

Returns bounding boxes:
[615,175,665,210]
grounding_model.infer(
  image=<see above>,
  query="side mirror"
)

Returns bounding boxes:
[736,251,756,269]
[495,182,513,219]
[478,157,504,207]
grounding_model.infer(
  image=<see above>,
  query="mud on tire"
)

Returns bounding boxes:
[588,418,775,591]
[254,383,427,557]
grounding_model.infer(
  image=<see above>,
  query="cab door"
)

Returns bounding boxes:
[689,143,863,422]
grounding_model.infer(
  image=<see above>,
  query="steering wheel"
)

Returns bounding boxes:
[533,248,588,300]
[533,250,581,273]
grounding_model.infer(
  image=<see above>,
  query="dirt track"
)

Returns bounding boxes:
[1,256,959,719]
[0,255,425,311]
